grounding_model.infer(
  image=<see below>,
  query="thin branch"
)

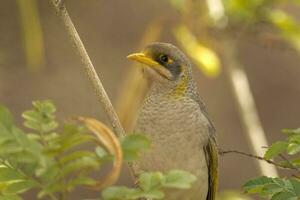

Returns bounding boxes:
[219,149,300,172]
[49,0,124,138]
[49,0,138,180]
[292,174,300,179]
[278,153,300,172]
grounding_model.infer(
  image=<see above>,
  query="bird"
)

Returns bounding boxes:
[127,42,218,200]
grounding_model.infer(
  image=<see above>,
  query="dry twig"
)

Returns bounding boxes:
[77,117,123,189]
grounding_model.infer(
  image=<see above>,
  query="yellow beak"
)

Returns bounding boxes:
[127,53,160,67]
[127,52,173,80]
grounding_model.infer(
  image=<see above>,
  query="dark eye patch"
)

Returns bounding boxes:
[166,62,182,79]
[156,54,171,65]
[159,54,169,63]
[154,54,182,79]
[143,42,191,80]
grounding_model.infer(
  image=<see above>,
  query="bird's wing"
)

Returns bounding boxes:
[190,88,216,134]
[190,86,218,199]
[204,137,218,200]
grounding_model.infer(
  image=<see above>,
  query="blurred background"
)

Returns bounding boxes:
[1,0,300,199]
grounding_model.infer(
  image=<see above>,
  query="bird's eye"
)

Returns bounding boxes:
[159,54,169,63]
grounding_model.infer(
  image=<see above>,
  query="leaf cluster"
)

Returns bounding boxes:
[244,176,300,200]
[223,0,300,52]
[243,128,300,200]
[0,101,197,200]
[0,101,103,199]
[102,170,196,200]
[264,128,300,168]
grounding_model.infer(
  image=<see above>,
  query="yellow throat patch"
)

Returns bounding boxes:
[169,73,189,98]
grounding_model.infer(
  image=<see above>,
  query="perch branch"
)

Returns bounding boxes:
[49,0,139,180]
[219,149,300,173]
[278,153,300,172]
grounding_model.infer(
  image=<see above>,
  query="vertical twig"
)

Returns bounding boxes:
[49,0,125,138]
[49,0,138,179]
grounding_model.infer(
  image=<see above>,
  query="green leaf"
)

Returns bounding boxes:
[36,159,59,180]
[102,186,140,200]
[243,176,274,194]
[41,121,58,133]
[95,146,113,161]
[264,141,288,160]
[22,100,58,133]
[12,151,41,164]
[0,167,24,182]
[139,172,164,191]
[261,182,284,197]
[288,134,300,143]
[38,182,64,199]
[271,192,297,200]
[140,189,164,199]
[59,151,97,165]
[43,124,94,156]
[0,194,22,200]
[3,180,37,194]
[60,157,100,178]
[66,176,96,189]
[217,191,252,200]
[0,105,13,130]
[268,10,300,53]
[0,124,42,165]
[95,146,108,158]
[121,134,150,161]
[0,141,23,155]
[163,170,197,189]
[290,179,300,197]
[23,121,40,132]
[51,124,93,153]
[283,128,300,136]
[243,176,300,199]
[290,158,300,167]
[22,110,40,123]
[287,143,300,155]
[102,186,165,200]
[26,133,41,141]
[32,100,56,114]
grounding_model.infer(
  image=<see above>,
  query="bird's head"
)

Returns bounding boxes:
[127,42,192,86]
